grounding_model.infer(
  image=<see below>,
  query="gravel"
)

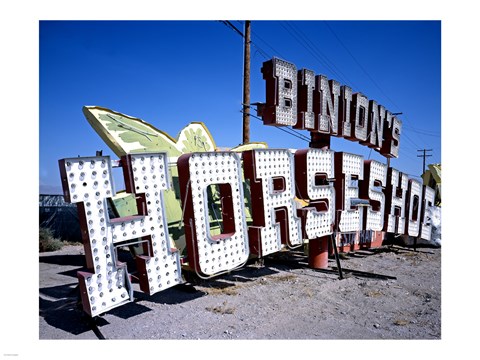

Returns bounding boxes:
[39,243,441,342]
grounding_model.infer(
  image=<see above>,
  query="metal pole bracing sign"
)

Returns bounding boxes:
[59,58,437,317]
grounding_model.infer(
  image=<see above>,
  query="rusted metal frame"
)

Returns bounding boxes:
[330,232,344,280]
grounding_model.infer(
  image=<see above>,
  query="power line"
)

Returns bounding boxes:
[401,131,422,150]
[323,21,441,157]
[220,20,271,60]
[323,21,403,114]
[222,21,440,168]
[403,125,441,137]
[250,27,288,60]
[280,21,357,90]
[236,20,288,60]
[417,149,433,175]
[241,109,311,143]
[399,150,421,163]
[278,21,437,163]
[220,20,244,38]
[244,104,311,142]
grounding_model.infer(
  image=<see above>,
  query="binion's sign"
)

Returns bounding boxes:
[58,58,436,317]
[259,58,401,157]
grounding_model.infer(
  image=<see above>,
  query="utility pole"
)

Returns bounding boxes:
[417,149,432,175]
[242,20,251,144]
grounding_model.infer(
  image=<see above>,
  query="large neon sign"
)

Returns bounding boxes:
[260,58,401,157]
[59,58,436,317]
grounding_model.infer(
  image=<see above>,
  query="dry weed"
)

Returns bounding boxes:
[365,290,383,298]
[203,286,238,296]
[270,274,297,283]
[206,301,236,315]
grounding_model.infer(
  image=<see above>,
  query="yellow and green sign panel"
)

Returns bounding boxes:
[83,106,266,256]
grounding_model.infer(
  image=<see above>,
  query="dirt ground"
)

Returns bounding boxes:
[39,241,441,342]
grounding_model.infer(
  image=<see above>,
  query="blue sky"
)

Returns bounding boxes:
[40,20,441,193]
